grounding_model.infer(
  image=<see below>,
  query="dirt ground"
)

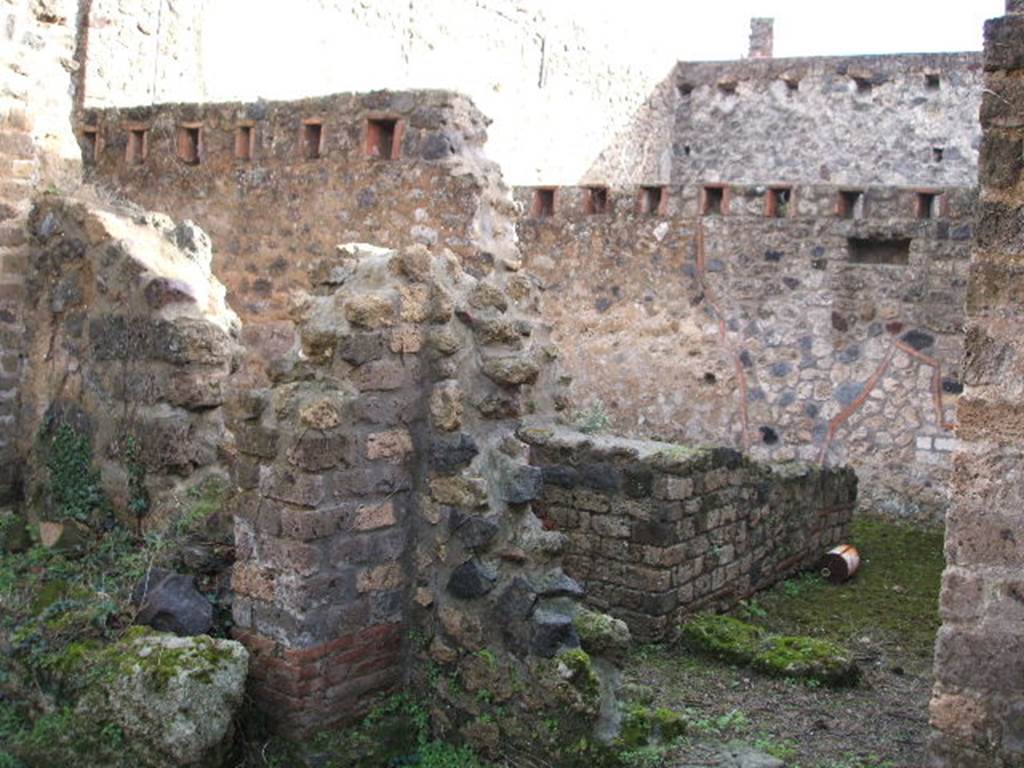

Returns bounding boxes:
[622,516,945,768]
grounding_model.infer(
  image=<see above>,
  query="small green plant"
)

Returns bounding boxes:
[752,735,798,761]
[42,423,110,524]
[573,401,612,434]
[737,598,767,620]
[121,435,150,525]
[780,572,818,598]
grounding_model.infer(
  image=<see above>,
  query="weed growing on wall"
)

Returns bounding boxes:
[41,423,111,525]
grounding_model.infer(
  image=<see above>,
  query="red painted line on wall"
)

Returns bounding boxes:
[694,218,751,450]
[819,342,896,465]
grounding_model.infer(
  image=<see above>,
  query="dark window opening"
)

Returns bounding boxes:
[683,145,691,156]
[766,187,792,218]
[925,73,941,89]
[784,77,800,93]
[837,190,865,219]
[677,82,694,98]
[366,117,399,159]
[848,237,911,266]
[235,125,254,161]
[584,186,608,215]
[82,127,98,162]
[640,186,664,215]
[177,125,201,165]
[302,121,323,160]
[702,185,726,216]
[717,79,738,95]
[532,188,555,218]
[932,146,944,162]
[853,76,872,94]
[126,128,147,165]
[916,192,944,220]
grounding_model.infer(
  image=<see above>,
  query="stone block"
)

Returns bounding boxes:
[352,500,396,531]
[365,429,414,462]
[429,381,463,431]
[356,563,405,594]
[934,625,1024,692]
[345,294,396,328]
[235,423,279,458]
[288,430,351,472]
[429,432,478,473]
[263,468,326,508]
[352,359,408,391]
[979,131,1023,189]
[337,332,386,365]
[985,15,1024,72]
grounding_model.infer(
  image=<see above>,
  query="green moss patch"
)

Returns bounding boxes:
[678,615,761,664]
[751,635,859,687]
[679,615,859,687]
[617,705,688,749]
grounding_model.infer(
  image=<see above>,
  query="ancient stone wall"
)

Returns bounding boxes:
[523,425,856,642]
[671,52,982,188]
[80,91,520,384]
[0,0,83,501]
[18,197,238,529]
[79,0,673,186]
[225,239,614,753]
[515,183,971,519]
[929,4,1024,765]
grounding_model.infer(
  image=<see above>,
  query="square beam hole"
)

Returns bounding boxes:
[585,186,609,215]
[848,237,911,266]
[925,73,940,89]
[932,146,944,162]
[366,117,399,160]
[177,124,201,165]
[916,191,944,219]
[766,187,792,218]
[302,121,323,160]
[837,190,865,219]
[126,127,148,165]
[640,186,664,215]
[701,185,726,216]
[532,188,555,218]
[235,124,254,161]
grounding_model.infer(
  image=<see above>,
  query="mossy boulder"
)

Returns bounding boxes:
[679,614,761,664]
[751,635,860,687]
[73,630,249,767]
[573,607,631,661]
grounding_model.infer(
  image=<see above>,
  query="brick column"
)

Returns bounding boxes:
[928,3,1024,765]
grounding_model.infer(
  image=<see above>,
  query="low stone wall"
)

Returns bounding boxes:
[522,425,857,641]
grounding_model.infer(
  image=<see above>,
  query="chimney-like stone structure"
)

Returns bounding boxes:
[748,17,774,59]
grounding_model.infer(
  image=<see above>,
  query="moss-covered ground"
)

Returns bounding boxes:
[621,515,946,768]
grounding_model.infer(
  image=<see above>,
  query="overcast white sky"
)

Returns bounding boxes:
[575,0,1004,60]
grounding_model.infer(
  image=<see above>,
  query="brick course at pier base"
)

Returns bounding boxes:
[521,424,856,642]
